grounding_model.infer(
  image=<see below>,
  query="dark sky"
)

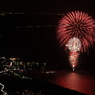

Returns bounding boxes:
[0,0,94,13]
[0,0,95,68]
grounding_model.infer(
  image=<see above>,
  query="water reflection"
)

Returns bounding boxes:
[46,71,95,95]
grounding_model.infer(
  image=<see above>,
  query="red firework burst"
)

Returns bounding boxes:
[57,11,95,52]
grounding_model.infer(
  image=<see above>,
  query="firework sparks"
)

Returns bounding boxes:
[56,11,95,69]
[66,37,81,52]
[66,37,81,68]
[57,11,95,53]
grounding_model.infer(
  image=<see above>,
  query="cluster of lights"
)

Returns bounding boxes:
[0,57,47,72]
[30,12,64,15]
[0,12,24,16]
[8,89,45,95]
[0,25,57,29]
[0,12,65,16]
[13,72,32,80]
[0,12,95,16]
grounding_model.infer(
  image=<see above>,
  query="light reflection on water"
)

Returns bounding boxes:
[45,71,95,95]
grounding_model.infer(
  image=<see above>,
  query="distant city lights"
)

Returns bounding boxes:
[0,25,58,28]
[0,12,95,29]
[0,12,65,16]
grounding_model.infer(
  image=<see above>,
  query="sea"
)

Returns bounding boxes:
[42,70,95,95]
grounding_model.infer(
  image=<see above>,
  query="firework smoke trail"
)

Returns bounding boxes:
[57,11,95,69]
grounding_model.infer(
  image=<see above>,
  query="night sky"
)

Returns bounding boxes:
[0,0,95,68]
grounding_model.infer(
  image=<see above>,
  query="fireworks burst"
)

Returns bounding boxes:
[57,11,95,52]
[56,11,95,69]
